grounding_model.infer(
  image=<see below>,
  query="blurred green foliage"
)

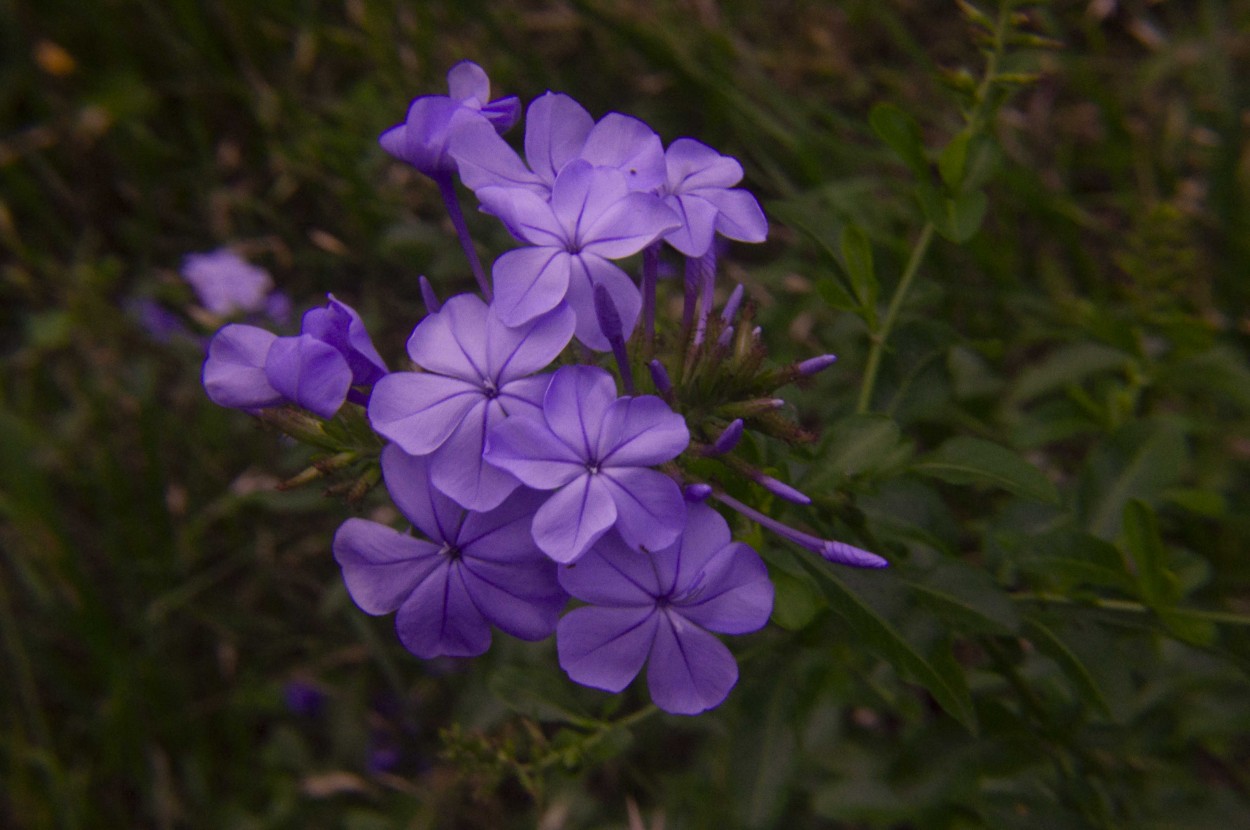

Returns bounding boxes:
[3,0,1250,827]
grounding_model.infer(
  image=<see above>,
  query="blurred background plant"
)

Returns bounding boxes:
[3,0,1250,827]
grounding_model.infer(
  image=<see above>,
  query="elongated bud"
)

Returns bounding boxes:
[709,419,744,455]
[257,405,338,450]
[720,283,745,323]
[648,359,672,395]
[419,275,441,314]
[716,324,734,349]
[798,354,837,376]
[712,491,888,569]
[754,473,812,506]
[594,283,635,394]
[684,482,713,502]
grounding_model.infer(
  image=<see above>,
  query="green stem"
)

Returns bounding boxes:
[855,222,935,413]
[1014,591,1250,626]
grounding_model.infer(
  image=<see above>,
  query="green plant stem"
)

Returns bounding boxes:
[855,221,935,413]
[1013,591,1250,626]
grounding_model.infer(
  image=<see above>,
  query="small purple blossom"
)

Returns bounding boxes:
[556,503,774,715]
[202,295,385,418]
[483,365,690,563]
[182,249,275,316]
[368,294,575,510]
[660,139,768,257]
[333,446,568,659]
[478,160,679,349]
[379,60,520,177]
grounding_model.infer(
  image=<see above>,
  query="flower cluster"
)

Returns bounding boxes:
[202,61,886,716]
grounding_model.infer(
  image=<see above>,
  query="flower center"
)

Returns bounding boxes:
[585,460,602,475]
[480,377,499,399]
[439,542,463,562]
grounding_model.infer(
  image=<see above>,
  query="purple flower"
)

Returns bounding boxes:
[450,92,666,198]
[478,160,679,350]
[203,295,386,418]
[380,60,520,177]
[660,139,768,257]
[556,503,774,715]
[333,446,568,659]
[483,365,690,563]
[368,294,574,510]
[182,249,274,316]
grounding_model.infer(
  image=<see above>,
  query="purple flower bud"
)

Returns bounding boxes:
[709,419,744,455]
[684,482,713,502]
[648,359,672,395]
[753,474,812,506]
[593,282,624,342]
[720,283,745,324]
[182,249,274,317]
[712,491,888,569]
[798,354,838,376]
[716,325,734,349]
[283,680,326,716]
[419,275,441,314]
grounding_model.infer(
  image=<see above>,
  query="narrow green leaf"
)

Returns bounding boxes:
[809,414,909,488]
[913,436,1059,504]
[488,665,594,727]
[815,276,859,313]
[938,130,971,189]
[869,102,928,174]
[1081,418,1189,539]
[1024,617,1114,718]
[1120,499,1178,608]
[904,560,1021,635]
[796,558,977,732]
[839,224,877,310]
[1008,342,1134,405]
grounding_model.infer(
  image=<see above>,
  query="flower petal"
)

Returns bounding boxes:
[563,254,641,352]
[549,160,629,244]
[677,542,774,635]
[460,557,567,641]
[405,292,489,378]
[446,60,490,103]
[394,562,492,658]
[646,613,738,715]
[448,116,544,193]
[483,414,585,489]
[542,365,618,458]
[664,137,743,192]
[202,324,284,410]
[380,444,465,542]
[580,113,666,192]
[333,518,443,615]
[598,395,690,467]
[476,185,566,248]
[532,474,616,563]
[580,191,681,260]
[264,334,352,418]
[661,193,719,257]
[524,92,595,186]
[491,247,572,328]
[599,467,687,554]
[704,187,769,243]
[557,605,658,692]
[558,529,662,605]
[368,372,482,455]
[429,399,521,511]
[487,302,574,383]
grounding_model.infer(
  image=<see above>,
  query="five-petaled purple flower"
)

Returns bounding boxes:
[556,503,774,715]
[478,160,679,350]
[368,294,575,510]
[334,446,568,658]
[659,138,769,257]
[379,60,520,177]
[484,364,690,564]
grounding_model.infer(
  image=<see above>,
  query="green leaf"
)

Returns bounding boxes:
[1120,499,1178,608]
[808,414,909,488]
[1008,343,1134,405]
[796,559,977,732]
[839,224,878,311]
[869,102,928,174]
[815,275,859,313]
[904,559,1021,635]
[1080,418,1189,540]
[1010,528,1136,593]
[944,189,987,243]
[938,130,971,189]
[1023,617,1115,718]
[913,436,1059,504]
[769,568,825,631]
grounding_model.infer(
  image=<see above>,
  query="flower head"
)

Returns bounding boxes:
[380,60,521,177]
[479,160,679,349]
[333,446,567,659]
[182,249,274,316]
[660,138,768,257]
[556,503,774,715]
[368,294,575,510]
[483,365,690,563]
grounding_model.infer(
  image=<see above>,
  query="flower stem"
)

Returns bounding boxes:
[855,221,934,414]
[434,172,492,301]
[641,243,660,357]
